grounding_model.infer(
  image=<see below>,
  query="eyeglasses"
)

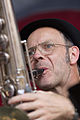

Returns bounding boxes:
[27,40,72,60]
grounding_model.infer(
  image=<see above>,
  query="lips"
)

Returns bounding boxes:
[32,68,44,77]
[36,67,48,75]
[32,67,48,77]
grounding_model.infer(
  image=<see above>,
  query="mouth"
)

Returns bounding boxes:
[32,67,48,79]
[37,67,48,75]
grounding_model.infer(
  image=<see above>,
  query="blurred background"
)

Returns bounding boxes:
[11,0,80,30]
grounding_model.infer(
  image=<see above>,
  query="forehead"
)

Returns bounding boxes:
[27,27,65,47]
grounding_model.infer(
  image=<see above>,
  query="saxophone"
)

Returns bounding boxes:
[0,0,38,105]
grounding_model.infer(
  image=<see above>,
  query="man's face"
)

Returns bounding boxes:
[27,27,71,91]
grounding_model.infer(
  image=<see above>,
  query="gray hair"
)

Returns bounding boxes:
[60,31,80,75]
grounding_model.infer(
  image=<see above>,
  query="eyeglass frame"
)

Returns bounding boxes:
[27,40,72,56]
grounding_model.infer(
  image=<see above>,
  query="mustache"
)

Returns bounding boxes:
[34,62,49,68]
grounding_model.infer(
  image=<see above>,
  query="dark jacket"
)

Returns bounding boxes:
[69,83,80,116]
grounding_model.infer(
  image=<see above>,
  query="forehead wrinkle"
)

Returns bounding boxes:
[27,27,65,48]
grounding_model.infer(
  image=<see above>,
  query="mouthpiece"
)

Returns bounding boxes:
[33,68,44,77]
[29,68,44,79]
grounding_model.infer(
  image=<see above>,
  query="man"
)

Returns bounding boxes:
[8,19,80,120]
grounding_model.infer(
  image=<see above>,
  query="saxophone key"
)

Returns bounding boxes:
[0,18,5,31]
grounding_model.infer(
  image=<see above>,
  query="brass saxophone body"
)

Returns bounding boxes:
[0,0,33,105]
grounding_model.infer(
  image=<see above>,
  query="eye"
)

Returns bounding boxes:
[28,48,35,56]
[29,51,34,56]
[44,43,54,49]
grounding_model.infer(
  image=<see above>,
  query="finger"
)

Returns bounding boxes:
[8,90,45,104]
[8,93,37,104]
[34,114,60,120]
[33,115,50,120]
[28,109,45,120]
[15,101,37,111]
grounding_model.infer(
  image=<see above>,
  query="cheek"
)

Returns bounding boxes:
[30,62,34,70]
[47,54,58,69]
[47,53,67,73]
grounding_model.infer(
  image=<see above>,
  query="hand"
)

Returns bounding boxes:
[8,90,75,120]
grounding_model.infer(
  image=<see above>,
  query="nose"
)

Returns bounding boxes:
[33,48,44,60]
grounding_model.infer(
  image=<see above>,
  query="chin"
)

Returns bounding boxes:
[36,82,54,91]
[36,78,59,91]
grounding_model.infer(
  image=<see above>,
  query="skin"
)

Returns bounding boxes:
[8,27,80,120]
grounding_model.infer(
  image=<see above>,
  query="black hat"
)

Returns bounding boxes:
[20,18,80,67]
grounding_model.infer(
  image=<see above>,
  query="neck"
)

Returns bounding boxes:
[65,65,79,89]
[53,65,80,97]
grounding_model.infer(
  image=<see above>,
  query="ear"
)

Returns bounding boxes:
[69,46,79,65]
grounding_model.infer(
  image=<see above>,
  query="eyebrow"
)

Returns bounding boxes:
[28,39,56,50]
